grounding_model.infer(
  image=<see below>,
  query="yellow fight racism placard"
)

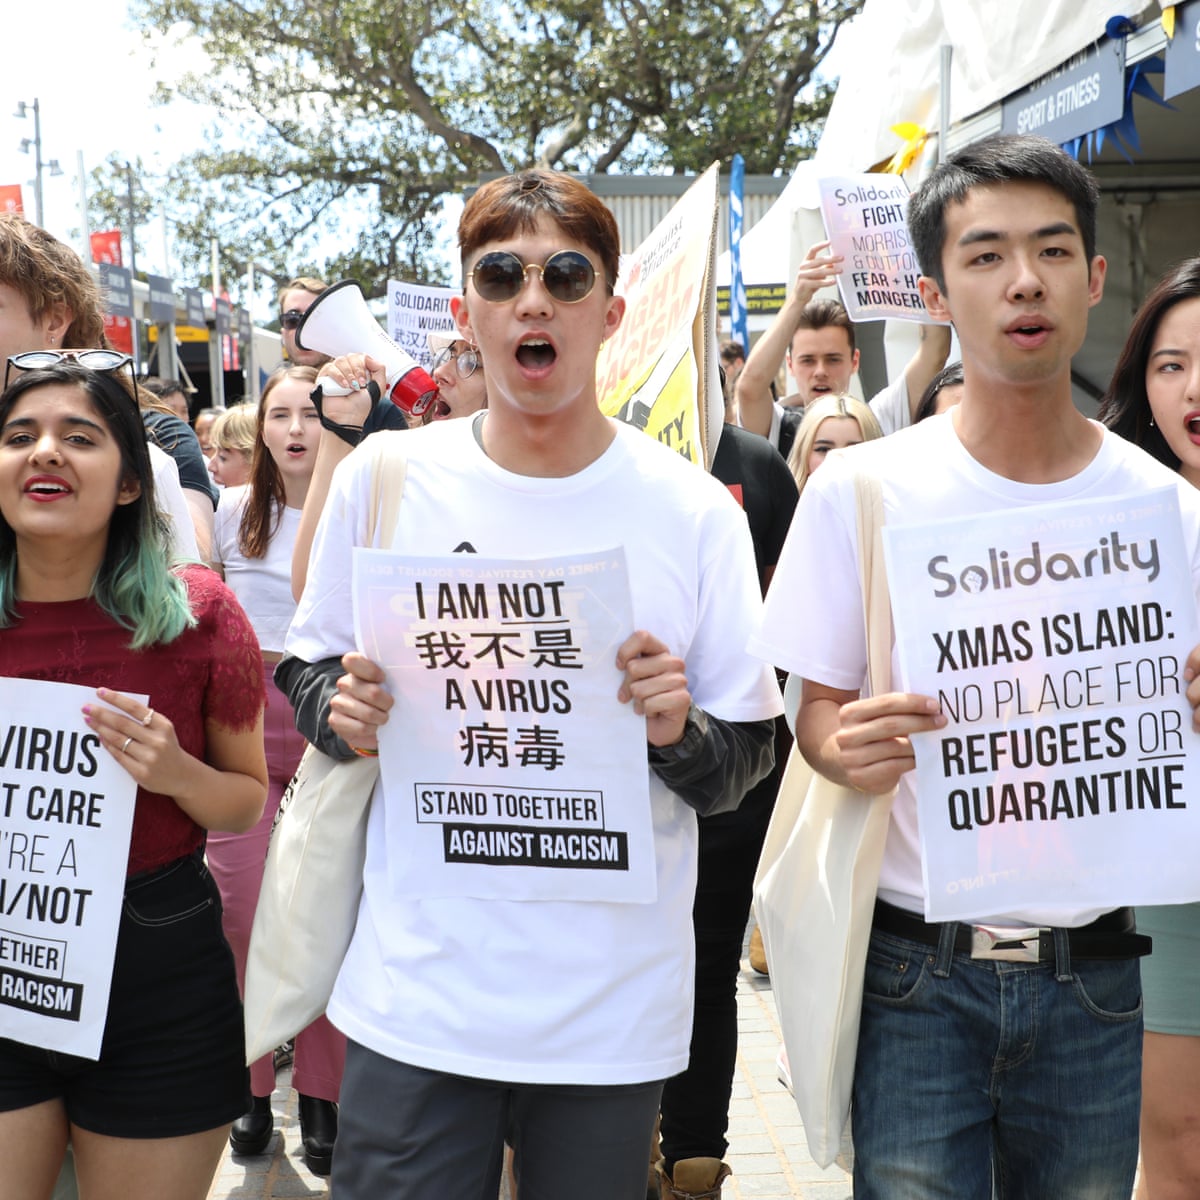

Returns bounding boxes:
[352,549,656,904]
[884,488,1200,921]
[597,164,723,469]
[0,679,139,1058]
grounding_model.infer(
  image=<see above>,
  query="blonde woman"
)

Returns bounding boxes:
[786,393,883,494]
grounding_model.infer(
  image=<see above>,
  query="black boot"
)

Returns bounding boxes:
[298,1093,338,1177]
[229,1094,274,1156]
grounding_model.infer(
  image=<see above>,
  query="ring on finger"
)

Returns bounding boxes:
[121,736,134,754]
[142,709,155,727]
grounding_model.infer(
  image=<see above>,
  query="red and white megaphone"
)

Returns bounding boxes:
[296,280,438,419]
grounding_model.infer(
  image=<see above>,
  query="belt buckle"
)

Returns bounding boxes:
[970,924,1043,962]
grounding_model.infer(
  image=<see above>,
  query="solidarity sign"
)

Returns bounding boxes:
[0,679,138,1058]
[353,549,656,904]
[885,488,1200,921]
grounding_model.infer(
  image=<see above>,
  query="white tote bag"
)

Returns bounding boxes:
[752,467,894,1169]
[243,439,406,1063]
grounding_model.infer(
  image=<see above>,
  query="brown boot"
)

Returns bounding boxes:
[748,925,769,975]
[646,1116,662,1200]
[655,1157,732,1199]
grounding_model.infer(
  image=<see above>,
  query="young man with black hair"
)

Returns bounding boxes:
[752,133,1200,1198]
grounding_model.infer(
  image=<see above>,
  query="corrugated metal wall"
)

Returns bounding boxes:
[601,188,782,254]
[468,173,791,255]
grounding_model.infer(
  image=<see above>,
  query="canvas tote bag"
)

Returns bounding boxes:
[243,437,406,1063]
[752,466,894,1169]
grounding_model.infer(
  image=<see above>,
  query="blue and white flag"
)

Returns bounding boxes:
[728,154,748,354]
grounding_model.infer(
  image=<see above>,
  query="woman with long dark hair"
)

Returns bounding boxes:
[1099,257,1200,1200]
[208,365,345,1176]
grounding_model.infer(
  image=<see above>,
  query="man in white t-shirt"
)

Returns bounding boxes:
[278,169,781,1200]
[751,134,1200,1199]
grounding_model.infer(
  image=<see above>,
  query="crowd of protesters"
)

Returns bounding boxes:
[1,130,1200,1200]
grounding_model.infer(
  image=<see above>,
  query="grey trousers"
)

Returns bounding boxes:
[333,1040,664,1200]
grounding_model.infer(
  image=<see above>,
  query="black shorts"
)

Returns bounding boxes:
[0,852,249,1137]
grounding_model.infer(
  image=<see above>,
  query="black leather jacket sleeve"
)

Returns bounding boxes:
[648,705,776,817]
[274,653,356,760]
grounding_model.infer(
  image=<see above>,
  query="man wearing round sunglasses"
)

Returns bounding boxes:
[279,277,331,369]
[279,170,781,1200]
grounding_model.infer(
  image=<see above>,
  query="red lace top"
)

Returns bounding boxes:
[0,565,264,875]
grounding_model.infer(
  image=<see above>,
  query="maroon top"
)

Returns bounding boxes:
[0,564,265,875]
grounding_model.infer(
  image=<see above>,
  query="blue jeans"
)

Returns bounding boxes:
[851,925,1142,1199]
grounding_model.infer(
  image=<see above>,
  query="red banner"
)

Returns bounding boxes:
[0,185,23,215]
[91,232,132,352]
[89,230,123,267]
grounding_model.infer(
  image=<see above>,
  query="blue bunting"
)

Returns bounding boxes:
[1061,52,1175,163]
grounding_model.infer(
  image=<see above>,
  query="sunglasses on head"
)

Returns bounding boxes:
[467,250,600,305]
[280,309,305,330]
[431,344,480,380]
[4,349,136,393]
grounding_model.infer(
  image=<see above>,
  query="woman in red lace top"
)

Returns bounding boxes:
[0,358,267,1200]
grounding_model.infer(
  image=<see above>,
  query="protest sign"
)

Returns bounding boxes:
[387,280,457,371]
[884,488,1200,921]
[596,163,723,468]
[0,679,139,1058]
[817,174,943,325]
[353,548,655,904]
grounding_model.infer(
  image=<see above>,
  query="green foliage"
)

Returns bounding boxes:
[109,0,862,297]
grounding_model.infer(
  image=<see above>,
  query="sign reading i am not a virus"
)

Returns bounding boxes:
[353,548,657,905]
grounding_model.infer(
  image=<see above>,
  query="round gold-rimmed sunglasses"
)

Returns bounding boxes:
[466,250,601,305]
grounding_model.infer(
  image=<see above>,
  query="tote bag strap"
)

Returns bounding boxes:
[363,435,409,544]
[852,468,892,698]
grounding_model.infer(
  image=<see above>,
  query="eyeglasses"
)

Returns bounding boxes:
[431,344,480,380]
[280,309,305,330]
[4,349,136,392]
[467,250,600,305]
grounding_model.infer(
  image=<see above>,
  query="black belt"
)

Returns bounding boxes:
[873,898,1151,962]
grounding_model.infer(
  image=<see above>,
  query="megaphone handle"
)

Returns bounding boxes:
[308,379,381,447]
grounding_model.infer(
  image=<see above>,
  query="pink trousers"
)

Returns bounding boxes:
[207,665,347,1102]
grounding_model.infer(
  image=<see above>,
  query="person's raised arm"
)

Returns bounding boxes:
[291,352,389,600]
[797,678,945,795]
[903,324,953,423]
[735,241,842,436]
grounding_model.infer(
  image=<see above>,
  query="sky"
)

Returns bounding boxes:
[1,0,216,277]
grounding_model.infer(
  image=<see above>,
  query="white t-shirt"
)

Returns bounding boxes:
[750,414,1200,928]
[286,417,782,1085]
[148,443,199,562]
[211,485,301,653]
[868,374,910,435]
[766,376,910,450]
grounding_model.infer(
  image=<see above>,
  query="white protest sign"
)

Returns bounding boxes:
[387,280,457,370]
[353,549,657,903]
[884,488,1200,921]
[817,174,942,325]
[0,679,139,1058]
